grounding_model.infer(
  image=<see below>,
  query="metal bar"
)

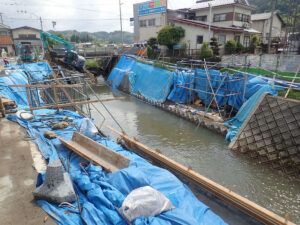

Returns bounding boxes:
[9,84,84,88]
[23,97,124,111]
[285,66,300,98]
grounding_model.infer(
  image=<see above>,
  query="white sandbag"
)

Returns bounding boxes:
[79,118,98,138]
[121,186,174,222]
[16,110,33,120]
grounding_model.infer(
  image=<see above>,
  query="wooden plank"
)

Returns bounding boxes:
[23,97,124,111]
[26,87,34,114]
[104,124,295,225]
[8,84,84,88]
[59,132,130,173]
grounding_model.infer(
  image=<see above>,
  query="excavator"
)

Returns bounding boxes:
[40,31,86,70]
[16,43,37,64]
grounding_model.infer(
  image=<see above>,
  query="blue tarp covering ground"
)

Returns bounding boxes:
[6,62,52,81]
[1,63,227,225]
[107,56,174,103]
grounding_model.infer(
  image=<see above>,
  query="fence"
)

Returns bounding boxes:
[221,54,300,73]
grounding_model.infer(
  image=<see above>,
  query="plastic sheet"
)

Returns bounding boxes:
[4,62,227,225]
[224,85,278,142]
[121,186,174,222]
[168,70,195,104]
[6,62,52,81]
[107,56,174,103]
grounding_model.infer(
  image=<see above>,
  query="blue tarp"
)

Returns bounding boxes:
[107,56,174,103]
[224,85,278,142]
[168,71,195,104]
[3,63,227,225]
[6,62,52,81]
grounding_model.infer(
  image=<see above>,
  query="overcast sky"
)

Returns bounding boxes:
[0,0,196,32]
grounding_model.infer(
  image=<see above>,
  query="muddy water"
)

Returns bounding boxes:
[90,77,300,223]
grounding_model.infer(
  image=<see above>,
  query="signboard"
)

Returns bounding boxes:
[138,0,167,16]
[130,17,134,22]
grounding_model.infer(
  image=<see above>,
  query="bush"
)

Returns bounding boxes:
[210,37,221,56]
[225,40,237,54]
[249,35,260,53]
[236,42,243,53]
[147,46,156,59]
[147,37,158,49]
[199,42,213,59]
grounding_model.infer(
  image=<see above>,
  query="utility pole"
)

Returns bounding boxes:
[0,12,3,24]
[39,16,43,30]
[208,3,212,41]
[119,0,124,47]
[268,0,276,53]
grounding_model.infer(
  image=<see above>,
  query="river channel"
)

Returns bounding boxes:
[90,77,300,223]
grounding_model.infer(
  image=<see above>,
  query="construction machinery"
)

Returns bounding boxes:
[40,31,86,70]
[16,43,37,64]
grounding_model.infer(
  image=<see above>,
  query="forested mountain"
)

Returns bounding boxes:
[48,30,134,44]
[249,0,299,20]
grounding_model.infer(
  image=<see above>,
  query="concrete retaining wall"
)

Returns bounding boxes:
[132,93,228,136]
[229,94,300,176]
[222,54,300,73]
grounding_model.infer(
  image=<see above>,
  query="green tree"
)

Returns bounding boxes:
[210,37,221,56]
[147,37,158,49]
[199,42,213,59]
[157,25,185,50]
[225,40,237,54]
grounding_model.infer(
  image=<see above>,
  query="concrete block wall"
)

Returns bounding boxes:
[229,94,300,176]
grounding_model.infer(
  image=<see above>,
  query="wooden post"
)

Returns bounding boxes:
[26,87,34,114]
[53,86,58,108]
[285,66,300,98]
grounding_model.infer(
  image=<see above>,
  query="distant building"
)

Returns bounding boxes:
[251,12,286,44]
[0,24,15,56]
[11,26,42,47]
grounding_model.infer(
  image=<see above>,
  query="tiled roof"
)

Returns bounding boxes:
[0,35,14,45]
[190,0,255,10]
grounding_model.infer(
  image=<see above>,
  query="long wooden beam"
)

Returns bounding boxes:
[24,97,124,111]
[104,123,295,225]
[8,84,84,88]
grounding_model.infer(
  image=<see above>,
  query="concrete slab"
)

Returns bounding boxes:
[0,119,55,225]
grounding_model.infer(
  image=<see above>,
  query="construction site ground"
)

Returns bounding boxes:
[0,118,55,225]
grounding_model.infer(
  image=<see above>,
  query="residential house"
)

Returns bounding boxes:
[11,26,42,47]
[0,24,15,56]
[133,0,261,54]
[251,12,286,44]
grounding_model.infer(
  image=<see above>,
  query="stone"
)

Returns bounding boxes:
[44,130,57,139]
[33,160,76,205]
[52,121,69,130]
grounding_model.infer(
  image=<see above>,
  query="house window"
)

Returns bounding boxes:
[19,34,27,39]
[27,34,37,39]
[237,13,250,22]
[197,15,207,22]
[234,35,240,43]
[139,20,147,27]
[218,34,226,45]
[243,36,250,47]
[0,31,7,36]
[148,19,156,26]
[197,35,203,44]
[214,13,226,22]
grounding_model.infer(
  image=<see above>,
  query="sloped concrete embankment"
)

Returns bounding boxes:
[229,94,300,177]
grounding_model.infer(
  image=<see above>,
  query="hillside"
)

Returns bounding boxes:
[48,30,134,44]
